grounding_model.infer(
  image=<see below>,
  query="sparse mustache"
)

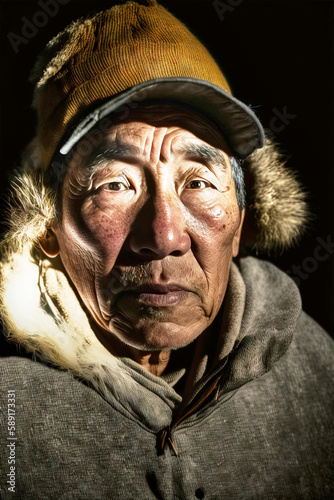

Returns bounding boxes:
[106,263,153,294]
[118,263,153,287]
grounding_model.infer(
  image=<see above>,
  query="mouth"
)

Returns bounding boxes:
[121,284,188,307]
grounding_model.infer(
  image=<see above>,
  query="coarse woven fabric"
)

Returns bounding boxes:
[0,257,333,499]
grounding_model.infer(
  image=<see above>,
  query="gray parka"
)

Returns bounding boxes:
[1,255,333,499]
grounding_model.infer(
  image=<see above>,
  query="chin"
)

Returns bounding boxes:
[110,317,205,352]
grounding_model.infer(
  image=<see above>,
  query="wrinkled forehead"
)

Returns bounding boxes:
[69,104,232,170]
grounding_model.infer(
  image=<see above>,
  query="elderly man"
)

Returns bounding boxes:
[0,1,333,498]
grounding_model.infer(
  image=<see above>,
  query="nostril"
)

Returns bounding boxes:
[140,248,154,255]
[170,249,184,257]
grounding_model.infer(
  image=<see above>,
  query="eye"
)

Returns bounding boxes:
[186,180,211,189]
[103,181,130,191]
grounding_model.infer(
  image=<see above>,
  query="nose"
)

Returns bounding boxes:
[129,194,191,259]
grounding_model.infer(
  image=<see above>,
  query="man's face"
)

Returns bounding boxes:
[45,106,244,352]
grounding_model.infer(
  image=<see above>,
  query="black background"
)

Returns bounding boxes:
[0,0,333,334]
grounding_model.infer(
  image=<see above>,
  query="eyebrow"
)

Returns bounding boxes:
[79,139,142,172]
[175,141,228,172]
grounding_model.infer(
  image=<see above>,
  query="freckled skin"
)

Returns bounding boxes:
[42,106,244,373]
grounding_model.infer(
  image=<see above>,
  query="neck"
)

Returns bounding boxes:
[92,324,171,376]
[128,349,172,377]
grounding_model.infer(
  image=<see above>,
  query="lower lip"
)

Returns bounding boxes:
[124,290,187,307]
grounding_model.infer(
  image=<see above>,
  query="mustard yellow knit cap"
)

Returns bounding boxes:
[32,0,264,169]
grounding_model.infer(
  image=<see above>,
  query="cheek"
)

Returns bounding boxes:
[65,200,135,270]
[85,213,126,258]
[187,194,241,249]
[185,194,241,306]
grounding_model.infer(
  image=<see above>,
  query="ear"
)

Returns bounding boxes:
[232,209,245,257]
[39,228,60,258]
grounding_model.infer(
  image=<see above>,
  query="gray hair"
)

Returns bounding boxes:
[230,156,246,210]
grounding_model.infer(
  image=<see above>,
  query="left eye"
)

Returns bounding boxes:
[106,181,129,191]
[186,180,211,189]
